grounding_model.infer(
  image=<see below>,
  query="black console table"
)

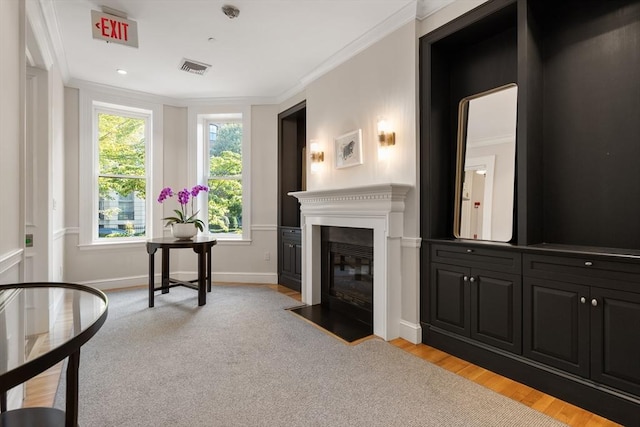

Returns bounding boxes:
[146,236,217,307]
[0,282,108,427]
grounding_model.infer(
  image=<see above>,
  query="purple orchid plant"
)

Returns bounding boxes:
[157,185,209,231]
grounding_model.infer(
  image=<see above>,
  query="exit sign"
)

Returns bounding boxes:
[91,10,138,48]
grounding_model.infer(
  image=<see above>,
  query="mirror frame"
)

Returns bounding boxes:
[453,83,517,240]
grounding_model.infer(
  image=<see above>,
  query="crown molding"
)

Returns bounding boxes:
[67,77,280,107]
[298,1,417,88]
[36,0,69,79]
[416,0,457,21]
[26,0,53,69]
[37,0,421,105]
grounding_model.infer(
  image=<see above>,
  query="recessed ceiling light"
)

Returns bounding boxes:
[116,69,127,75]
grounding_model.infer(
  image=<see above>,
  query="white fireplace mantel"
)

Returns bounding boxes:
[290,184,413,340]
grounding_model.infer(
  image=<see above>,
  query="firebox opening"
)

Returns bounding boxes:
[322,226,374,328]
[288,225,375,343]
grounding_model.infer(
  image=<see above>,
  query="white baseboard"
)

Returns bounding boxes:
[76,272,278,291]
[213,272,278,284]
[399,319,422,344]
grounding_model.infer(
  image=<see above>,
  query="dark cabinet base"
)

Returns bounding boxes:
[424,240,640,427]
[423,325,640,427]
[279,227,301,292]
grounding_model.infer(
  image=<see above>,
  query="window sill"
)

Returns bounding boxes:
[77,236,252,249]
[77,239,147,251]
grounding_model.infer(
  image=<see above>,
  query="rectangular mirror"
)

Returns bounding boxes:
[454,84,518,242]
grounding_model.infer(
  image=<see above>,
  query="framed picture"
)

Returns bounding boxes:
[334,129,363,169]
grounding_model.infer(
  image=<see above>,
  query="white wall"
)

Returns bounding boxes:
[0,0,25,285]
[283,21,423,342]
[0,0,25,409]
[305,23,417,193]
[51,65,66,282]
[62,87,280,289]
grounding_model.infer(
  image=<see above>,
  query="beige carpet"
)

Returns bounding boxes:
[56,284,566,426]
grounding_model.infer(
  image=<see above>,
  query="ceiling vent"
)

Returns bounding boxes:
[179,59,211,76]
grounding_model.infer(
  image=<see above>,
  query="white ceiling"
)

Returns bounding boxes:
[39,0,455,101]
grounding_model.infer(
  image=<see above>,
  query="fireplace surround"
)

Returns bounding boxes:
[290,184,413,340]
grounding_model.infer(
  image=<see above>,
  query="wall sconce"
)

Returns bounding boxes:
[309,140,324,173]
[309,141,324,162]
[377,119,395,147]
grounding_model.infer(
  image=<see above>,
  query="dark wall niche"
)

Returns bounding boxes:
[419,1,640,425]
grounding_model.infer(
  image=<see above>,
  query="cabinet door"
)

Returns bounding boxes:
[430,263,470,336]
[293,241,302,276]
[591,288,640,396]
[279,228,301,291]
[523,277,590,377]
[281,239,295,275]
[471,269,522,354]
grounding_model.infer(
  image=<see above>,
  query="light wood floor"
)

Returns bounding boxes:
[22,283,621,426]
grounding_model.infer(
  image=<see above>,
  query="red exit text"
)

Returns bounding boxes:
[96,17,130,42]
[90,10,139,48]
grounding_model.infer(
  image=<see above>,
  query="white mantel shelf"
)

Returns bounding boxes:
[290,184,414,341]
[289,183,412,207]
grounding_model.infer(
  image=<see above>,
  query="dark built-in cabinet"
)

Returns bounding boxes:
[278,101,306,291]
[280,226,302,287]
[430,244,521,354]
[523,253,640,398]
[419,0,640,425]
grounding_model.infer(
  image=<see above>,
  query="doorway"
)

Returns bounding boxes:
[277,101,306,291]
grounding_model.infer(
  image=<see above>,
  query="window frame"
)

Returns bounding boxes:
[188,106,251,243]
[95,105,149,240]
[79,89,163,247]
[204,117,243,238]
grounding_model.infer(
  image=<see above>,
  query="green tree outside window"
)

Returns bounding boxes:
[208,123,242,234]
[97,112,147,237]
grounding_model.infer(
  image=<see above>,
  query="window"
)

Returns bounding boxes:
[95,107,150,239]
[79,93,160,245]
[79,89,163,246]
[190,108,250,241]
[206,119,243,237]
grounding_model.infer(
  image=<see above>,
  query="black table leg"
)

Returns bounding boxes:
[207,245,212,292]
[65,350,80,427]
[196,247,206,306]
[148,249,156,307]
[161,248,170,294]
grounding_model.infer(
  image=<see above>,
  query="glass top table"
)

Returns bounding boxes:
[0,282,108,427]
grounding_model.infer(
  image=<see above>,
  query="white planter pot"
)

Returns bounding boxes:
[171,223,198,240]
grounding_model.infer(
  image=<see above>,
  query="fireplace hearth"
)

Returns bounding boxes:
[288,225,374,343]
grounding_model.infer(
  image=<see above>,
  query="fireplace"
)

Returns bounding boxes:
[290,184,416,341]
[321,226,374,327]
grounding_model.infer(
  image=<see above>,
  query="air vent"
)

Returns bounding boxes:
[179,59,211,75]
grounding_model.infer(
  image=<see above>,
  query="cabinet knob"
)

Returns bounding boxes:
[591,298,598,307]
[584,261,593,266]
[580,297,586,304]
[463,276,469,282]
[466,249,473,253]
[469,277,476,283]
